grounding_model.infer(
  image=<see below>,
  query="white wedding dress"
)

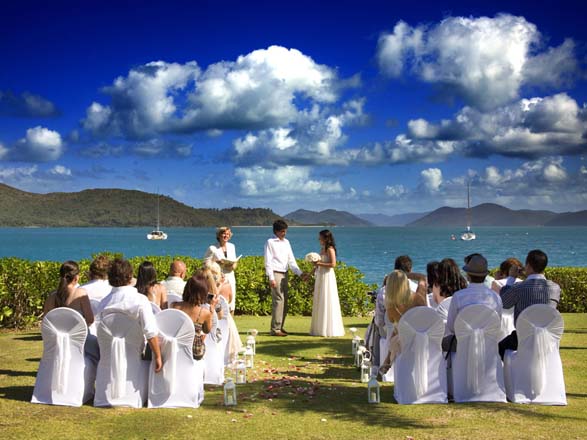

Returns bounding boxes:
[310,251,345,337]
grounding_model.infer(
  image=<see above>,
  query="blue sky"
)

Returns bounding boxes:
[1,0,586,216]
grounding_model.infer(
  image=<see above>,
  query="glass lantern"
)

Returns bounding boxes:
[355,344,366,368]
[367,375,380,404]
[248,329,258,338]
[349,327,360,355]
[244,346,254,369]
[224,378,237,406]
[246,335,256,355]
[360,350,372,383]
[235,360,247,384]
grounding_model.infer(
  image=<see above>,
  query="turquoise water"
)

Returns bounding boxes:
[0,226,585,285]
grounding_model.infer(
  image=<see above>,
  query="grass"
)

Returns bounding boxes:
[1,314,586,440]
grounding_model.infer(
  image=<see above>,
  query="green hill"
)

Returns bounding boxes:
[285,209,372,226]
[0,184,282,227]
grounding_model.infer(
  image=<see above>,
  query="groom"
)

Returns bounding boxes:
[264,220,304,337]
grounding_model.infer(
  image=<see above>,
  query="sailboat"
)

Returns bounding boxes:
[460,182,476,241]
[147,194,167,240]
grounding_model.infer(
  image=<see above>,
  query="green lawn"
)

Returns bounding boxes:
[1,315,586,439]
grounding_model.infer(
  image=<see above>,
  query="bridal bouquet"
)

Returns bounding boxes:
[305,252,321,263]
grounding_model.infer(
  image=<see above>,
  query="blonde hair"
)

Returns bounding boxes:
[216,226,232,241]
[385,270,412,310]
[203,260,223,283]
[193,268,218,295]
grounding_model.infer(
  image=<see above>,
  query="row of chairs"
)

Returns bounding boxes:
[392,304,567,405]
[31,308,204,408]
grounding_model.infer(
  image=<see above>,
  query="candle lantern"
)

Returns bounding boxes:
[246,335,256,355]
[360,350,372,383]
[248,329,258,338]
[355,344,366,368]
[235,360,247,384]
[367,375,380,404]
[224,378,237,406]
[349,327,360,355]
[244,346,254,369]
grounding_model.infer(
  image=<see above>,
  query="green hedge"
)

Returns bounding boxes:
[0,255,374,329]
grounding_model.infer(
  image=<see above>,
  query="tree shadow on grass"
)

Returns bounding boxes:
[0,369,37,378]
[561,346,587,350]
[0,385,34,402]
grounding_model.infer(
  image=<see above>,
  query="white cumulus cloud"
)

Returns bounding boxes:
[377,14,579,110]
[8,126,65,162]
[420,168,443,192]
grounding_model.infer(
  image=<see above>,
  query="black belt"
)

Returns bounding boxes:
[273,270,286,274]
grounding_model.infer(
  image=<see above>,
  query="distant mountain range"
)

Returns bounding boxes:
[285,209,371,226]
[1,184,586,227]
[0,184,282,227]
[408,203,587,227]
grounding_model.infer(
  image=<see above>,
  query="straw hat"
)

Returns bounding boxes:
[462,254,488,276]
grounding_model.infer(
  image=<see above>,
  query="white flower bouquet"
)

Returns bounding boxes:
[304,252,321,263]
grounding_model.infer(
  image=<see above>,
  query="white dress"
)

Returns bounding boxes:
[310,250,345,337]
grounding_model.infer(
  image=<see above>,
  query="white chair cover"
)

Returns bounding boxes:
[504,304,566,405]
[204,317,225,385]
[452,304,506,403]
[148,309,203,408]
[31,308,96,406]
[393,307,447,404]
[167,293,183,307]
[151,302,161,315]
[94,310,149,407]
[90,298,101,316]
[501,307,515,336]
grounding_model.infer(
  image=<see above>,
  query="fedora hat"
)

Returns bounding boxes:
[462,254,488,276]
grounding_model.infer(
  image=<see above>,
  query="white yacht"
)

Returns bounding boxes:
[460,182,476,241]
[147,194,167,240]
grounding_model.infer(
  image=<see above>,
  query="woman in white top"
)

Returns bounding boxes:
[203,226,238,313]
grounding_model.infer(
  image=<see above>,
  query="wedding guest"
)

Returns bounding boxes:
[497,249,561,359]
[426,261,440,308]
[160,260,187,296]
[172,276,215,360]
[204,227,238,313]
[433,258,468,324]
[80,255,112,302]
[136,261,168,310]
[394,255,422,292]
[43,260,94,326]
[444,254,502,351]
[464,253,495,289]
[264,220,304,337]
[380,270,427,371]
[98,258,162,372]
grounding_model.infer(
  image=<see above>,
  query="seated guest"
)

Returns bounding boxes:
[497,249,561,359]
[426,261,440,308]
[381,270,428,371]
[136,261,168,309]
[172,276,216,360]
[80,255,112,302]
[463,253,495,289]
[433,258,468,324]
[394,255,421,292]
[492,257,524,338]
[97,258,162,373]
[444,254,502,351]
[160,260,187,296]
[43,260,94,326]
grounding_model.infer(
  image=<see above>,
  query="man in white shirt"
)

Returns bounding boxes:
[98,258,162,372]
[160,260,187,296]
[446,254,503,338]
[80,255,112,302]
[264,220,303,336]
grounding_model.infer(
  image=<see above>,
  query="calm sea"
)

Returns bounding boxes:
[0,226,585,286]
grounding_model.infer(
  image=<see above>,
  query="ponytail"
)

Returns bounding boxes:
[55,261,79,307]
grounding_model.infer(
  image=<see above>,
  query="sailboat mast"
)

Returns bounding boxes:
[156,194,160,230]
[466,182,472,231]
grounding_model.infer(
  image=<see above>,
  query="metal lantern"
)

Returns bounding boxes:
[224,378,237,406]
[235,360,247,384]
[355,344,366,368]
[244,346,254,369]
[349,327,360,355]
[360,350,372,383]
[246,335,256,355]
[367,375,380,404]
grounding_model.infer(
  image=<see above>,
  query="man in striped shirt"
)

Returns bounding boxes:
[497,249,561,358]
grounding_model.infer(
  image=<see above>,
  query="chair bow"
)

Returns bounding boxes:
[111,336,127,399]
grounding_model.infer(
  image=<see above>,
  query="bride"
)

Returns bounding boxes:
[310,230,345,337]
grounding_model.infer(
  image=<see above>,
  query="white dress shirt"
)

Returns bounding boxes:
[97,285,158,340]
[160,276,186,296]
[446,282,502,335]
[80,279,112,301]
[264,235,302,282]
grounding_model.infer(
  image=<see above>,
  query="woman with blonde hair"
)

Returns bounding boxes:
[381,269,427,372]
[203,226,238,313]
